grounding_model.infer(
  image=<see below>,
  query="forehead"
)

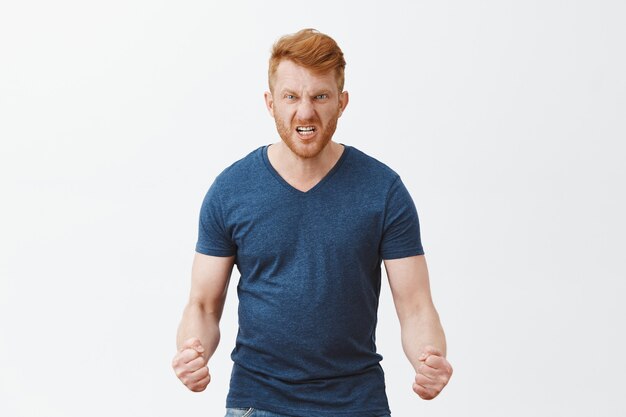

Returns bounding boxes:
[273,60,338,92]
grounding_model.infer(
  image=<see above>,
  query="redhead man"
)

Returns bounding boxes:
[172,29,452,417]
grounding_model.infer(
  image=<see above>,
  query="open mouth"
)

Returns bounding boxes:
[296,126,316,136]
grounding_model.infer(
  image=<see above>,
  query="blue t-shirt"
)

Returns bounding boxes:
[196,144,424,416]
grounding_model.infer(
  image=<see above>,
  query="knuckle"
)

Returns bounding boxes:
[177,364,188,374]
[190,380,208,392]
[423,388,436,400]
[180,371,193,383]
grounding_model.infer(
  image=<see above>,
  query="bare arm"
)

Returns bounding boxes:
[172,252,235,391]
[384,254,452,399]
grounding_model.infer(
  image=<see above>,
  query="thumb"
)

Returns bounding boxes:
[418,345,443,361]
[180,337,205,354]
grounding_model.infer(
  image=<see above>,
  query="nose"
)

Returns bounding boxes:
[295,98,316,121]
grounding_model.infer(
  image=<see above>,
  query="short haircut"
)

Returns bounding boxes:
[268,28,346,92]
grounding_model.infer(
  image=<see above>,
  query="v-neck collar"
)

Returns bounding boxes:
[261,144,351,195]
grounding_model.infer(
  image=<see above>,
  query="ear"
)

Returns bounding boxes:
[338,91,349,117]
[264,91,275,117]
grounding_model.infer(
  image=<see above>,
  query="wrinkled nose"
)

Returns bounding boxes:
[295,98,315,121]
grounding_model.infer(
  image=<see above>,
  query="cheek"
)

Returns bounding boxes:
[322,108,340,123]
[276,108,293,121]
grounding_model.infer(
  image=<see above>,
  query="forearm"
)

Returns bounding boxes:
[400,307,447,372]
[176,301,221,362]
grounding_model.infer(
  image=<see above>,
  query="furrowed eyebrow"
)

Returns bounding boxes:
[279,89,333,98]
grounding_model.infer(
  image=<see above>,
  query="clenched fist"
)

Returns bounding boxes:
[172,337,211,392]
[412,345,453,400]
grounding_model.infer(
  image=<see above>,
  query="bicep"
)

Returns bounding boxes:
[188,252,235,317]
[384,254,434,319]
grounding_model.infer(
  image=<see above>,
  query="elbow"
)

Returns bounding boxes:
[398,302,439,323]
[185,298,223,321]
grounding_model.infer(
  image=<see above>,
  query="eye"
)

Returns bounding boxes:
[285,94,296,100]
[315,94,329,100]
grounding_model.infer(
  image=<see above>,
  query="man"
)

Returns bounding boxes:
[172,28,452,417]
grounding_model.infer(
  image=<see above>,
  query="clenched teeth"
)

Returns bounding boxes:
[296,126,316,133]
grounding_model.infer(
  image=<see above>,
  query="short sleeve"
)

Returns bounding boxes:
[195,180,237,257]
[380,176,425,260]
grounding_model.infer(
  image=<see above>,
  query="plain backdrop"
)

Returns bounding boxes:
[1,1,625,416]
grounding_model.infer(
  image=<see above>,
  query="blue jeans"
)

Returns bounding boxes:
[225,408,391,417]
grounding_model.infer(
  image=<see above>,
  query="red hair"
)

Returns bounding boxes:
[268,28,346,92]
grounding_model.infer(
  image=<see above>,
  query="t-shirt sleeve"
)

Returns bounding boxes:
[195,180,237,257]
[380,176,425,260]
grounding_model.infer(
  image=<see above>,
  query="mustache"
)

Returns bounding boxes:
[292,119,321,126]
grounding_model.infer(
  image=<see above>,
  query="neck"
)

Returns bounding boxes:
[267,141,344,191]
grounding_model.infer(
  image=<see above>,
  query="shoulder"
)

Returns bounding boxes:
[217,146,264,179]
[210,146,265,190]
[343,145,400,185]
